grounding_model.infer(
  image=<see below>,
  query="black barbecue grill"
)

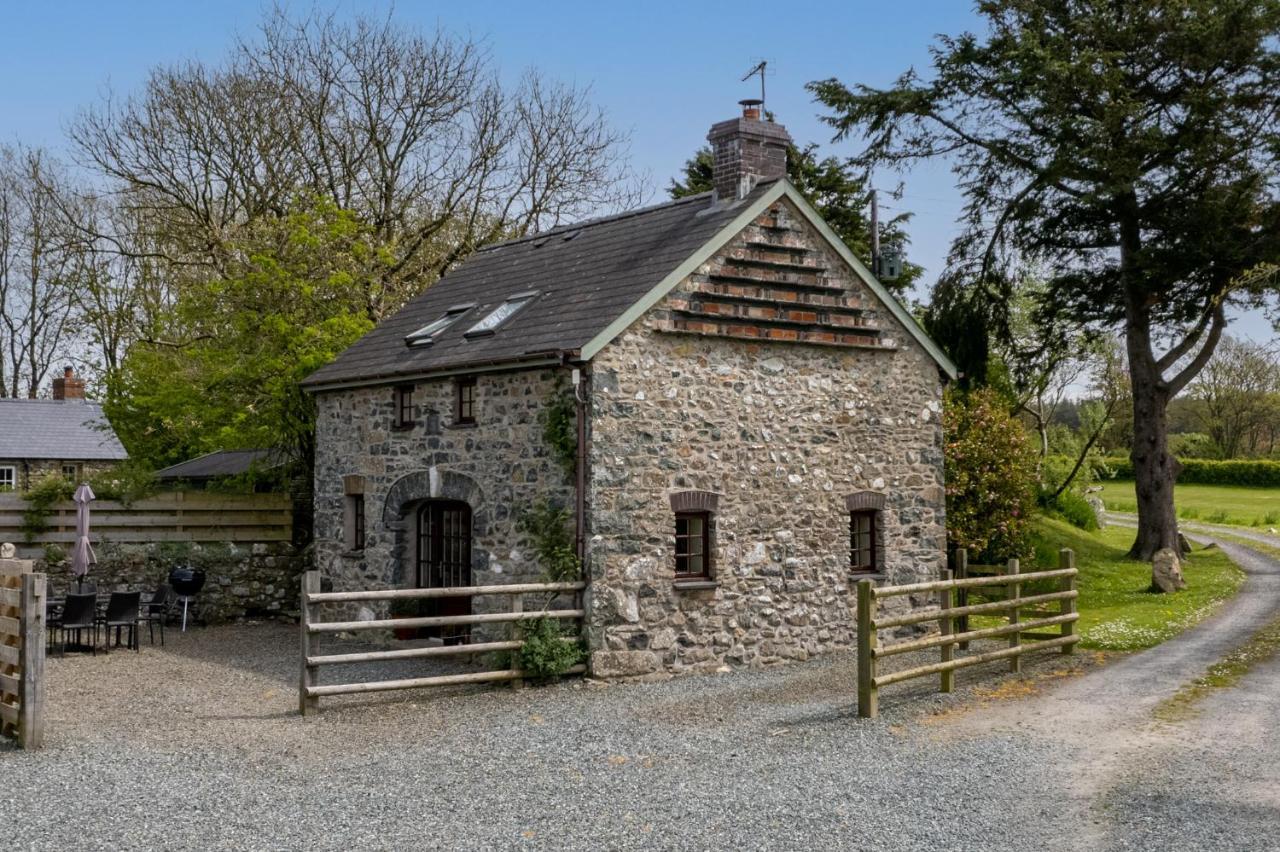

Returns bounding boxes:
[168,567,206,631]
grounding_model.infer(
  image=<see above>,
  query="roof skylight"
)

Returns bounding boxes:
[464,292,538,338]
[404,305,474,347]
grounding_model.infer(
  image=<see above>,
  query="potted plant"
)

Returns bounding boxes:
[389,597,420,641]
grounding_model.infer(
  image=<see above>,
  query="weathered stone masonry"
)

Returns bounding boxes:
[313,368,576,620]
[586,198,947,677]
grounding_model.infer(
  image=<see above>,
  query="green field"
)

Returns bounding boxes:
[1098,480,1280,528]
[1018,518,1245,651]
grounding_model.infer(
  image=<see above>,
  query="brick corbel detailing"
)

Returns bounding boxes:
[844,491,886,512]
[668,490,721,514]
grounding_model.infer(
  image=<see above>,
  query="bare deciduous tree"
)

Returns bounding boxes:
[0,146,84,398]
[70,8,639,320]
[1188,336,1280,459]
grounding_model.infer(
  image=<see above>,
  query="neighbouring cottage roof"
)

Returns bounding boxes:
[154,449,282,481]
[0,399,128,461]
[302,179,956,391]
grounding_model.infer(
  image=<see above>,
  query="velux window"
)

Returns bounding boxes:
[404,305,473,347]
[464,292,537,338]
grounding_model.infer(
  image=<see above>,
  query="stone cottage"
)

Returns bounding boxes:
[0,368,128,492]
[303,104,957,678]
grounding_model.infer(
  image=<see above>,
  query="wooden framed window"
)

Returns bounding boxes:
[455,376,477,425]
[345,494,366,551]
[393,385,415,429]
[675,511,711,579]
[342,475,366,553]
[0,465,15,492]
[850,510,878,573]
[62,464,80,480]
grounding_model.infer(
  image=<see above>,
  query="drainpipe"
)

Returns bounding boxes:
[572,366,588,571]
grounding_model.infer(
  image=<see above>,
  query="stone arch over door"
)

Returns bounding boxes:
[382,467,491,585]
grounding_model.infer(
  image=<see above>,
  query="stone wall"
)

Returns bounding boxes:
[585,197,947,678]
[312,367,576,622]
[1,460,118,492]
[37,540,303,623]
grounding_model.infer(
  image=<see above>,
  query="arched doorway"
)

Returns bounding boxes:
[416,500,472,642]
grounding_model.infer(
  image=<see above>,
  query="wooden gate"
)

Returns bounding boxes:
[1,558,46,749]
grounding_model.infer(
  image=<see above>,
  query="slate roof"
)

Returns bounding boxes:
[154,449,282,481]
[302,185,776,389]
[0,399,128,461]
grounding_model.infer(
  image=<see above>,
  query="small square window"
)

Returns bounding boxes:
[675,511,712,579]
[455,376,477,425]
[850,510,878,573]
[62,464,80,481]
[393,385,415,429]
[0,466,15,492]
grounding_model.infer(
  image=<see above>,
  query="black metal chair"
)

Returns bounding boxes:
[45,594,64,655]
[97,591,142,653]
[142,584,172,647]
[60,593,98,655]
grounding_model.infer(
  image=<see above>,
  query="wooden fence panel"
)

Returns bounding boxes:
[298,571,588,714]
[0,558,44,749]
[856,550,1079,718]
[0,492,292,559]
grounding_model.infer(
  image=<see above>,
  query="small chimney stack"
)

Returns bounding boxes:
[52,366,85,401]
[707,99,792,202]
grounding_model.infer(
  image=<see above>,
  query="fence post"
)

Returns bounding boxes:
[857,579,878,719]
[299,570,320,716]
[18,572,45,750]
[955,549,970,649]
[1060,548,1076,654]
[510,592,525,690]
[1007,558,1022,673]
[939,568,954,694]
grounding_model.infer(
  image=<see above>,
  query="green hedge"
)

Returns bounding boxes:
[1098,457,1280,487]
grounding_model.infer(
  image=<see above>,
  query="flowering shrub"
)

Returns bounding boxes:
[944,388,1039,561]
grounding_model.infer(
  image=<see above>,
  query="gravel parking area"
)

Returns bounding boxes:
[3,623,1103,851]
[5,531,1279,852]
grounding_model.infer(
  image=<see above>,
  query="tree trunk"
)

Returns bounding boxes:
[1125,316,1181,561]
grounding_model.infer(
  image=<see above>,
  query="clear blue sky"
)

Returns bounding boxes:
[1,1,1272,342]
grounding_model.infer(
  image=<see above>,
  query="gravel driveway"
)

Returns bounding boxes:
[3,534,1279,851]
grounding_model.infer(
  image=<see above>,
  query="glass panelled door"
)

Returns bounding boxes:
[416,501,472,642]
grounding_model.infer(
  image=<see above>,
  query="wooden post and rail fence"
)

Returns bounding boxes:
[857,548,1080,718]
[297,570,587,714]
[0,558,46,749]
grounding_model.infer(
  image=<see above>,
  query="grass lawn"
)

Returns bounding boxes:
[1097,480,1280,528]
[1014,517,1245,651]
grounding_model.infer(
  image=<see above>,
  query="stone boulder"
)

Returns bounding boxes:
[1085,494,1107,530]
[1151,547,1187,594]
[0,542,15,559]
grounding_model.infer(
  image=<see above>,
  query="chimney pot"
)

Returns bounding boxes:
[707,102,792,202]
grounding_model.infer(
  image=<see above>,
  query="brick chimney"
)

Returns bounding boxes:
[52,366,85,401]
[707,99,792,202]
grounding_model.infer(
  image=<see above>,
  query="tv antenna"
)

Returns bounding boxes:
[741,60,768,108]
